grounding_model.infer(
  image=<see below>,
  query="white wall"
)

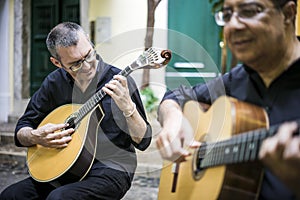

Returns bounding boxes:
[0,0,12,122]
[89,0,168,99]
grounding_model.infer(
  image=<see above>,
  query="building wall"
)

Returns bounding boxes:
[11,0,30,121]
[9,0,14,114]
[0,0,13,122]
[89,0,168,99]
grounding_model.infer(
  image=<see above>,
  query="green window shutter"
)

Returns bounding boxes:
[30,0,79,95]
[167,0,222,89]
[61,0,80,23]
[31,0,59,95]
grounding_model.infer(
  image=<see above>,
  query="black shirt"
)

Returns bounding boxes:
[15,55,152,178]
[162,59,300,199]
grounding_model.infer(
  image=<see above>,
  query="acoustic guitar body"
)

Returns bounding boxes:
[158,96,268,200]
[27,104,104,185]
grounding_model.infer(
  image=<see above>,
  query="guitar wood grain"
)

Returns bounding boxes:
[158,96,268,200]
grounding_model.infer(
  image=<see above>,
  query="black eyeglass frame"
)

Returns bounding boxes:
[214,2,273,26]
[58,49,97,72]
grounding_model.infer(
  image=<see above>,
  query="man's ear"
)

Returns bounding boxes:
[282,1,297,25]
[50,57,62,68]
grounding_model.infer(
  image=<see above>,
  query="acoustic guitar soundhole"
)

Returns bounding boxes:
[65,113,80,131]
[192,143,206,181]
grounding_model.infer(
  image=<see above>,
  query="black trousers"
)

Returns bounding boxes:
[0,161,132,200]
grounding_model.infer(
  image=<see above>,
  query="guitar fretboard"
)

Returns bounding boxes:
[198,125,279,169]
[73,66,134,125]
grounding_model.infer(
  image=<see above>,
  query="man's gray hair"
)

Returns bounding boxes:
[46,22,86,60]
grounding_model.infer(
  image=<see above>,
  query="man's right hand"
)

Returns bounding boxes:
[156,100,200,162]
[29,123,74,148]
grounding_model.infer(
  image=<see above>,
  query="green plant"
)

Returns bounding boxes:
[140,87,159,113]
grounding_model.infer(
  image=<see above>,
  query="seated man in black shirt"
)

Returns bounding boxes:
[156,0,300,199]
[0,22,152,199]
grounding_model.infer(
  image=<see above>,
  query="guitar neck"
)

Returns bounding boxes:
[198,124,280,169]
[73,65,134,125]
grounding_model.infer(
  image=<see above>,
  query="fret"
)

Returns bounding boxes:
[213,142,219,165]
[210,142,218,166]
[211,143,218,166]
[92,97,97,105]
[232,145,239,163]
[222,144,226,164]
[202,144,213,168]
[222,141,227,164]
[216,140,223,165]
[250,130,260,161]
[239,134,247,162]
[220,141,226,164]
[244,131,253,162]
[119,66,133,77]
[232,134,241,163]
[94,94,100,102]
[86,102,91,112]
[99,89,106,99]
[211,143,217,166]
[77,113,82,122]
[198,145,204,169]
[83,105,88,114]
[216,142,223,165]
[206,144,212,166]
[196,124,283,170]
[88,100,94,110]
[227,139,235,164]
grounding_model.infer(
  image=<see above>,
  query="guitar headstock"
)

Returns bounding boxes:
[131,47,172,71]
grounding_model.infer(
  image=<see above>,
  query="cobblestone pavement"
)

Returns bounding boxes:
[123,175,160,200]
[0,159,28,193]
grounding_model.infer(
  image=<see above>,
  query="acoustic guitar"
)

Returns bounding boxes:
[26,48,171,185]
[157,96,280,200]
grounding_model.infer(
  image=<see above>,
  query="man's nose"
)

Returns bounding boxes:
[81,60,92,70]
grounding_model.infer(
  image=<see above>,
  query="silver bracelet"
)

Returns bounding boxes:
[123,103,136,118]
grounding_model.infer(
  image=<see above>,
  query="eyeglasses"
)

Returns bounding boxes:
[215,2,266,26]
[61,49,97,72]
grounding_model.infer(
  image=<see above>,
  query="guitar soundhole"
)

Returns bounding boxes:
[192,144,205,181]
[65,113,79,131]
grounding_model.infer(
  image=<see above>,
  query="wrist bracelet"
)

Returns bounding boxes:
[123,103,136,118]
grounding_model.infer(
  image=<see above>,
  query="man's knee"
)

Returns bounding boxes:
[0,185,22,200]
[46,187,68,200]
